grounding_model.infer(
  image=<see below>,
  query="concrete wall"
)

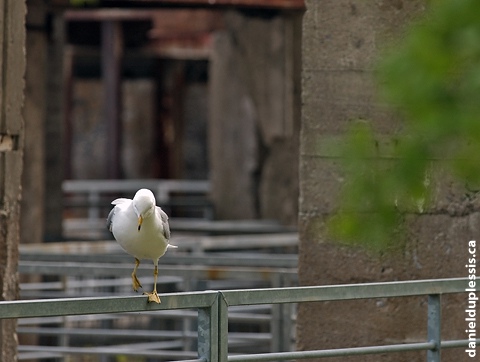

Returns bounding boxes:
[209,10,301,224]
[298,1,475,361]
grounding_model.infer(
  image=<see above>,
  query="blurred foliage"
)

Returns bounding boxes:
[328,0,480,250]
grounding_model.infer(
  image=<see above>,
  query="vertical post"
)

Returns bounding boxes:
[282,301,294,351]
[271,301,282,352]
[0,0,26,359]
[198,295,219,362]
[271,272,282,352]
[102,20,123,179]
[427,294,441,362]
[218,292,229,362]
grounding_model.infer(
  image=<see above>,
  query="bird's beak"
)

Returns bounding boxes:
[138,216,143,231]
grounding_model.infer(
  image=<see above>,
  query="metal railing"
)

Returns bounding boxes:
[18,241,299,358]
[62,179,213,225]
[1,278,477,361]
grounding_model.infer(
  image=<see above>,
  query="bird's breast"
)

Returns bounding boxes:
[113,213,168,260]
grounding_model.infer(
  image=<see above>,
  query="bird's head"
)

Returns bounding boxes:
[132,188,156,231]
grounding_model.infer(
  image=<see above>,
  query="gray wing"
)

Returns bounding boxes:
[106,207,115,232]
[107,198,131,232]
[156,206,170,240]
[111,198,131,205]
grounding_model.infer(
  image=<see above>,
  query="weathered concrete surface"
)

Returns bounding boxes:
[0,0,26,359]
[71,79,157,180]
[298,214,477,361]
[44,13,65,242]
[22,0,47,247]
[123,81,156,178]
[70,80,106,179]
[299,1,475,361]
[209,10,301,224]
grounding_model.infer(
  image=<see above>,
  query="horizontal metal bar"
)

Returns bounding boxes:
[16,306,270,327]
[19,351,63,360]
[227,341,436,361]
[19,344,200,360]
[21,275,181,291]
[4,278,473,320]
[21,340,477,362]
[17,326,198,339]
[18,261,296,281]
[221,278,472,306]
[19,246,298,268]
[5,278,477,362]
[0,291,218,319]
[17,326,272,342]
[62,178,210,193]
[441,338,480,349]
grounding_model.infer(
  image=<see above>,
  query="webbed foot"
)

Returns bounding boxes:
[143,291,161,304]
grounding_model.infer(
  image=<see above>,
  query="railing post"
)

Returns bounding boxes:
[218,292,229,361]
[427,294,441,362]
[198,294,219,362]
[271,272,282,352]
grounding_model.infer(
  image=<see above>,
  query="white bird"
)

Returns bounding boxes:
[107,188,175,303]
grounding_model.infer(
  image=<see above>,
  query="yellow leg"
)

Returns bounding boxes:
[143,263,161,303]
[131,258,142,292]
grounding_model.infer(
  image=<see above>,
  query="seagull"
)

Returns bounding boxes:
[107,188,176,303]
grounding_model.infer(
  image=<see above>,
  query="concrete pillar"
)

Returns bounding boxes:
[299,1,474,361]
[0,0,26,359]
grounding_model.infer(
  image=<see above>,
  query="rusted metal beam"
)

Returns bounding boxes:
[65,1,304,22]
[64,9,153,21]
[101,0,305,10]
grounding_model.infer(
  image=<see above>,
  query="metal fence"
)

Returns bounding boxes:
[18,238,299,359]
[0,277,477,361]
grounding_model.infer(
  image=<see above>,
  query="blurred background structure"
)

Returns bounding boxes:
[0,0,476,361]
[18,0,303,360]
[23,0,302,248]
